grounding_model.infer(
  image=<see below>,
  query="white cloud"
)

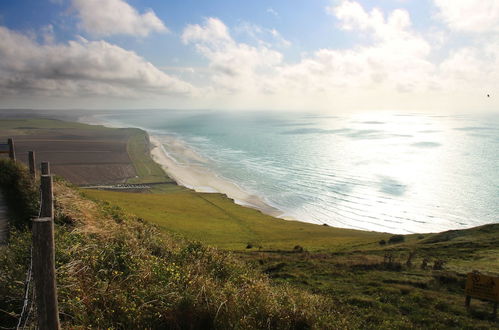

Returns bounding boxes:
[182,18,283,93]
[179,7,438,108]
[4,0,497,111]
[433,0,499,32]
[182,18,232,47]
[179,3,499,111]
[234,22,291,48]
[274,1,435,96]
[439,45,499,91]
[0,26,193,98]
[41,24,55,44]
[430,0,499,95]
[72,0,167,37]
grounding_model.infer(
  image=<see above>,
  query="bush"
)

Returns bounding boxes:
[379,239,386,246]
[293,245,304,253]
[0,159,38,229]
[388,235,405,244]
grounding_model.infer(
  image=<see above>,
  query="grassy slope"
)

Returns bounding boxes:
[1,170,351,329]
[125,129,174,184]
[84,189,386,251]
[239,223,499,328]
[83,189,499,328]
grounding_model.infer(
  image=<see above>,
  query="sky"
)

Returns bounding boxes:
[0,0,498,113]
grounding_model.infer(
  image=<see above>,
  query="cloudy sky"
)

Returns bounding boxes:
[0,0,498,112]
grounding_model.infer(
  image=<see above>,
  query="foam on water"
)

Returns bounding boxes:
[93,110,499,234]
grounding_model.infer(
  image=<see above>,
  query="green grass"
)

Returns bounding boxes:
[84,189,387,251]
[244,251,498,328]
[236,225,499,329]
[125,130,173,184]
[1,168,353,329]
[83,188,499,328]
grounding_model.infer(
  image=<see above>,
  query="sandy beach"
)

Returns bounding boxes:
[78,114,290,218]
[149,135,286,218]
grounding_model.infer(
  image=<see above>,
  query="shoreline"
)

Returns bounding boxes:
[148,135,287,218]
[2,112,496,235]
[77,114,292,221]
[76,114,498,235]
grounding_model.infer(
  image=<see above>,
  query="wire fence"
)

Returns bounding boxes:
[13,183,43,329]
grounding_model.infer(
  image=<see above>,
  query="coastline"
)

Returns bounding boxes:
[3,112,497,236]
[77,114,290,220]
[77,113,499,235]
[148,135,287,218]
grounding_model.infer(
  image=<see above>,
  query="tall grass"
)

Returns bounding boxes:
[1,168,356,329]
[53,181,356,328]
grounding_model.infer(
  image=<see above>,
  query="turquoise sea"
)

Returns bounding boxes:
[97,110,499,234]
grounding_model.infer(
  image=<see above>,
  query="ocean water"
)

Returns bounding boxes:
[98,110,499,234]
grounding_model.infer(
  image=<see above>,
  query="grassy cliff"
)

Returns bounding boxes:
[0,164,355,329]
[85,188,499,328]
[84,189,386,251]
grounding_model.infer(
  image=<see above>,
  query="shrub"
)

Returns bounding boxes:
[293,245,304,253]
[388,235,405,244]
[379,239,386,246]
[0,159,38,229]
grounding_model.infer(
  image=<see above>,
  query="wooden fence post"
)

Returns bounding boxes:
[7,138,15,162]
[28,151,36,177]
[40,175,53,219]
[33,172,60,329]
[41,161,50,176]
[32,217,60,330]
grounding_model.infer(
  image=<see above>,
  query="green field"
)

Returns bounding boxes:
[84,189,386,250]
[125,129,174,184]
[83,189,499,271]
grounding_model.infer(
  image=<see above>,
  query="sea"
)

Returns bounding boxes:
[93,110,499,234]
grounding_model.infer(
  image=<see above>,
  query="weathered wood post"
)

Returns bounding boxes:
[28,151,36,178]
[40,175,53,219]
[32,217,60,330]
[41,161,50,176]
[32,172,60,329]
[7,138,15,162]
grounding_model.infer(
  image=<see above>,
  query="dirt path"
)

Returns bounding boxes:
[0,190,8,244]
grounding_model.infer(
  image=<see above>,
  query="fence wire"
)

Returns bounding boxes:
[15,247,33,330]
[14,183,43,329]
